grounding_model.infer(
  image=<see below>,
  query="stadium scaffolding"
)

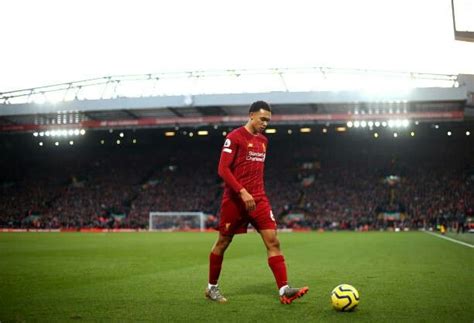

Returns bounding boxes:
[0,67,459,105]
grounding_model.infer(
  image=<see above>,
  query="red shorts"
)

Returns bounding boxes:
[218,195,276,235]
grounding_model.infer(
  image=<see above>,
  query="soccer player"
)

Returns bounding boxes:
[205,100,309,304]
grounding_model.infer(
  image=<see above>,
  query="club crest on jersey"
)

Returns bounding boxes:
[247,143,253,148]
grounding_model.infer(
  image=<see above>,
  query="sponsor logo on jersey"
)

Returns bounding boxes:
[246,151,266,162]
[248,143,253,148]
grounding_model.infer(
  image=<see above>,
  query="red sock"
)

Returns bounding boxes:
[268,255,288,289]
[209,252,224,285]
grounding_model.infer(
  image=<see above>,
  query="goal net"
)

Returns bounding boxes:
[148,212,206,232]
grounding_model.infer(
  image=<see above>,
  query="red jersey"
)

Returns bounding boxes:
[218,126,268,199]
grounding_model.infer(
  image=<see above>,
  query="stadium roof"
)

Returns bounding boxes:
[0,67,472,132]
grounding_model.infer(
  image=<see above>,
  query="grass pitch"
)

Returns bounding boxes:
[0,231,473,322]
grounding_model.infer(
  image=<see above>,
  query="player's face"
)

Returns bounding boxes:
[250,109,271,133]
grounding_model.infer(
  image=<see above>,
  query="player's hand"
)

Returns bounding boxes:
[239,188,256,211]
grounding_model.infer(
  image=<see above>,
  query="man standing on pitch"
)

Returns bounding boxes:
[205,100,309,304]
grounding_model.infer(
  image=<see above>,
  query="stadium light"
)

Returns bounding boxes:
[287,129,293,134]
[435,124,439,129]
[402,119,409,128]
[69,140,74,145]
[198,130,209,136]
[361,121,367,128]
[39,132,45,137]
[116,140,121,144]
[336,127,346,132]
[347,121,353,128]
[322,128,328,133]
[119,132,124,138]
[39,142,43,146]
[382,121,387,127]
[388,120,395,128]
[368,121,374,128]
[68,129,74,136]
[374,133,379,138]
[222,131,227,136]
[33,132,38,137]
[100,140,105,144]
[411,131,415,137]
[300,128,311,133]
[354,121,360,128]
[74,129,80,136]
[374,121,380,127]
[55,141,59,146]
[189,132,194,137]
[395,120,402,128]
[80,129,86,135]
[132,139,137,144]
[265,128,276,134]
[447,131,452,136]
[165,131,175,137]
[393,132,398,138]
[467,131,471,136]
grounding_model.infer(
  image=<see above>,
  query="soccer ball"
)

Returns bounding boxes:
[331,284,360,311]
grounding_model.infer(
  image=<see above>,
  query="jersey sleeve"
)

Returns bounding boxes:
[217,135,244,193]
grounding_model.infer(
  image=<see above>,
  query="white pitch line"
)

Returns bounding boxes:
[424,231,474,249]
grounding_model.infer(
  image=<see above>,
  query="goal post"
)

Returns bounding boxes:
[148,211,206,232]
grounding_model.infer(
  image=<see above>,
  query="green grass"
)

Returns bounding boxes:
[0,232,473,322]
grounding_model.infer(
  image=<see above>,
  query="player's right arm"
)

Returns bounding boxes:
[217,136,256,211]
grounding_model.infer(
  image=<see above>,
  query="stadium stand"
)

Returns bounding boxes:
[1,124,472,231]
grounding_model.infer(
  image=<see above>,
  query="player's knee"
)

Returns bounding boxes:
[266,237,280,251]
[216,235,233,250]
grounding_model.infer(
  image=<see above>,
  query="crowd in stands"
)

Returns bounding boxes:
[1,132,473,231]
